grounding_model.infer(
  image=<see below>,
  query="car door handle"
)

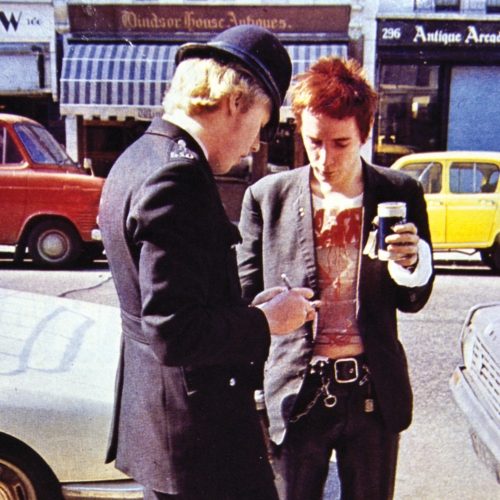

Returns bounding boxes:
[480,199,496,205]
[428,201,443,205]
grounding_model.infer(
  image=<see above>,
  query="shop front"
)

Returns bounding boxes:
[60,3,356,185]
[0,2,60,139]
[374,18,500,166]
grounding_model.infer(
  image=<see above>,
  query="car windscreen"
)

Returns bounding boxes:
[14,123,77,166]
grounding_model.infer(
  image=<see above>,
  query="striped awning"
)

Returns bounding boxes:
[287,44,348,78]
[60,43,348,121]
[60,44,179,120]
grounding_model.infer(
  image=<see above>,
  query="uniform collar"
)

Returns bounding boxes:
[162,113,209,161]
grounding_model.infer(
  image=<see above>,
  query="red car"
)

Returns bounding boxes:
[0,114,104,268]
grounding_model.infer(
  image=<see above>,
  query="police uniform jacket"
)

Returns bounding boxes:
[237,161,434,445]
[99,117,271,493]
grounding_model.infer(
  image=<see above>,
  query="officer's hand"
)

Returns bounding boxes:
[256,288,320,335]
[251,286,287,306]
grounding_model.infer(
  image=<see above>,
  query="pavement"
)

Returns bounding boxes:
[0,245,496,500]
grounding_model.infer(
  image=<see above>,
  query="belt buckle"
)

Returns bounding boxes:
[334,357,359,384]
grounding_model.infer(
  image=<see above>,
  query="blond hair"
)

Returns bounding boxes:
[163,58,272,116]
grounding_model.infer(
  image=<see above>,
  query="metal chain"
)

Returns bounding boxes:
[290,374,337,423]
[322,375,337,407]
[290,362,374,423]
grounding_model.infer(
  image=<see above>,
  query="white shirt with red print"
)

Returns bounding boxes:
[312,190,432,353]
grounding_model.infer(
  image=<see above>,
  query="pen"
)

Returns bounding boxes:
[281,273,293,290]
[282,273,320,311]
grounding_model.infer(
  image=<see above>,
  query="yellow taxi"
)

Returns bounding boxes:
[391,151,500,271]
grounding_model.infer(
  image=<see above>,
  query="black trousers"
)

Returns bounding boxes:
[143,485,278,500]
[270,360,399,500]
[143,380,279,500]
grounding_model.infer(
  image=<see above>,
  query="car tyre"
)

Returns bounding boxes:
[480,249,493,267]
[481,243,500,273]
[491,243,500,273]
[0,434,63,500]
[28,219,82,269]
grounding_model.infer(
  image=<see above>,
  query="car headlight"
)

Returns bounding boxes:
[462,325,476,367]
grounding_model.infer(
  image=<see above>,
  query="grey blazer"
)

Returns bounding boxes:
[99,118,271,493]
[237,161,434,445]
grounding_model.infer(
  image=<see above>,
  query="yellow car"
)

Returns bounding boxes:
[391,151,500,271]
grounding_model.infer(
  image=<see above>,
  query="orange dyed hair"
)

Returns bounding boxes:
[291,57,378,143]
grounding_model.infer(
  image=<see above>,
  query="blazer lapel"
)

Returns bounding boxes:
[290,162,384,294]
[293,166,318,292]
[361,160,384,246]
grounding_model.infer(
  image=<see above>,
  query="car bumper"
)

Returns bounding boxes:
[450,366,500,479]
[62,479,143,499]
[91,229,102,241]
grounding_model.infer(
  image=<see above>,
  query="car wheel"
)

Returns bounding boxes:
[28,220,82,269]
[490,243,500,273]
[481,243,500,273]
[480,249,493,267]
[0,434,63,500]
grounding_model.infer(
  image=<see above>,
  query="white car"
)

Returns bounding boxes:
[0,287,142,499]
[450,302,500,483]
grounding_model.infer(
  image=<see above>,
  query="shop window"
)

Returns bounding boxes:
[267,119,297,171]
[374,64,442,167]
[435,0,461,11]
[82,119,148,177]
[0,52,44,92]
[487,0,500,12]
[414,0,435,10]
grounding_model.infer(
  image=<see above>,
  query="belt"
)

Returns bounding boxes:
[183,364,261,392]
[309,354,369,384]
[290,354,373,423]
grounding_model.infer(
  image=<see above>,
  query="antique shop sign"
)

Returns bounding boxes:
[378,19,500,48]
[68,5,351,38]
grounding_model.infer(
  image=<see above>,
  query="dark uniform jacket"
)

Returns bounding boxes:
[99,117,271,493]
[237,161,434,445]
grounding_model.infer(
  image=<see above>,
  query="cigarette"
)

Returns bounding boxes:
[281,273,293,290]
